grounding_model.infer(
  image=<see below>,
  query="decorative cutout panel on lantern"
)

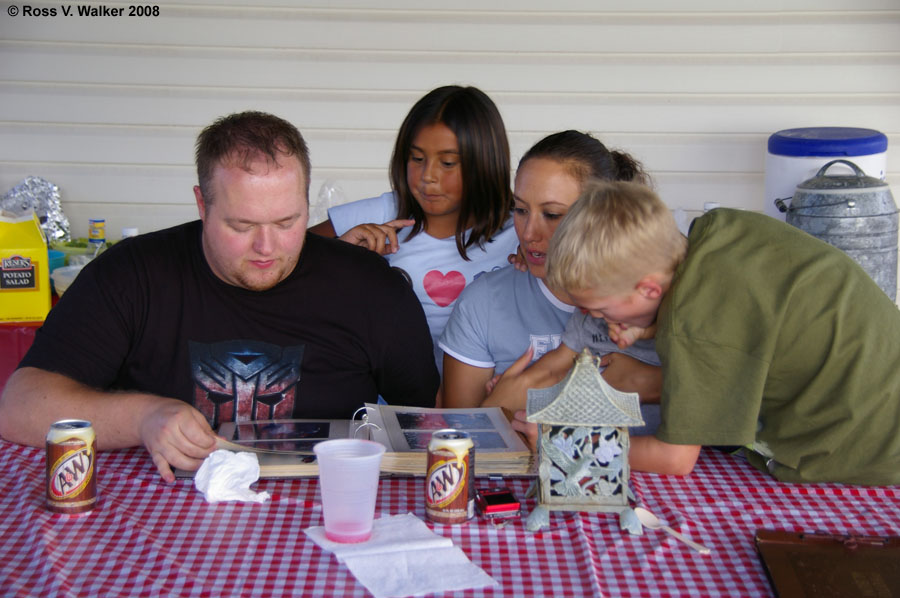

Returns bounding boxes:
[527,349,643,516]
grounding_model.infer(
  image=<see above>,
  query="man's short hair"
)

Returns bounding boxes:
[195,111,311,203]
[546,180,687,296]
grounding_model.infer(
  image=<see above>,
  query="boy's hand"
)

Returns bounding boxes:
[598,353,662,402]
[608,322,656,349]
[339,219,415,255]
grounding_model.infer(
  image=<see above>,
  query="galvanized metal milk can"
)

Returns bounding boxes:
[778,159,898,301]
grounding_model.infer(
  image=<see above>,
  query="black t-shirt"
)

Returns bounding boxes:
[21,221,438,426]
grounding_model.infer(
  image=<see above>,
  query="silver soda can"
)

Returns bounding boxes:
[46,420,97,514]
[425,429,475,524]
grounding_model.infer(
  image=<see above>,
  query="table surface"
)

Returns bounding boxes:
[1,439,898,598]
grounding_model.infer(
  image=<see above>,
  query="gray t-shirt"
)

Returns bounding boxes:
[562,311,661,436]
[439,265,575,374]
[562,311,660,366]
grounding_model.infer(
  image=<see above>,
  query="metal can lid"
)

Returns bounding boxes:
[50,419,93,430]
[796,159,889,191]
[430,429,473,451]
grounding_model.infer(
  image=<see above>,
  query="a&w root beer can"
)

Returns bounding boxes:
[425,429,475,524]
[46,420,97,514]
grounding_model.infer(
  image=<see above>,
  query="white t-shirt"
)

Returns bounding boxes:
[328,192,520,372]
[439,266,575,375]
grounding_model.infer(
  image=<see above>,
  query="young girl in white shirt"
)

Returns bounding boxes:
[309,86,518,374]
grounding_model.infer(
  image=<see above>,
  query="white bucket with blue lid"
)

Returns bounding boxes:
[765,127,887,221]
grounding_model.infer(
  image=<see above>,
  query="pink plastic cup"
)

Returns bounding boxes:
[314,439,385,543]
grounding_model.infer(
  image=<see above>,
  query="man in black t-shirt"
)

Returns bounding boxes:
[0,112,439,481]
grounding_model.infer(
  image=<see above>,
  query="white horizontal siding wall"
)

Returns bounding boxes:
[1,1,898,296]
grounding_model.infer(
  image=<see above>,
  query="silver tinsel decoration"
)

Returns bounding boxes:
[1,176,70,242]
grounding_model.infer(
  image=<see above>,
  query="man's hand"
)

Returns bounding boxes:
[339,219,415,255]
[137,398,218,483]
[598,353,662,402]
[607,322,656,349]
[0,368,218,484]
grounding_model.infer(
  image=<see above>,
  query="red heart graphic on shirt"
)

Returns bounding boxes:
[423,270,466,307]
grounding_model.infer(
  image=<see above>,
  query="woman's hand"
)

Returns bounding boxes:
[484,373,502,396]
[483,344,577,411]
[507,245,528,272]
[481,346,535,412]
[511,409,538,451]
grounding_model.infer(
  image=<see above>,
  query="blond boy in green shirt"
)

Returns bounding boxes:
[494,180,900,485]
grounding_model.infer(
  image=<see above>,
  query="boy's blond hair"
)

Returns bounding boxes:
[546,180,687,295]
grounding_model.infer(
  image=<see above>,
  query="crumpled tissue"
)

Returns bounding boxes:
[194,450,270,504]
[305,513,497,598]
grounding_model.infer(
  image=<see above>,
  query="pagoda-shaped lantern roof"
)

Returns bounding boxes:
[527,348,644,427]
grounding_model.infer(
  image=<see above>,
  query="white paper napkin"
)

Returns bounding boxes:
[305,513,497,598]
[194,450,270,504]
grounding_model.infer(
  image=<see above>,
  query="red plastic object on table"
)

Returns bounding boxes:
[0,322,39,392]
[0,293,55,391]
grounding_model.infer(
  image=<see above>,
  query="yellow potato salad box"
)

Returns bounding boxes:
[0,213,51,322]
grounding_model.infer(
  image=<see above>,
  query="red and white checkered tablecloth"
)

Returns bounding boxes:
[1,439,898,597]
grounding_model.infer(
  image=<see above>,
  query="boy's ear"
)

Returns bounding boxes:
[635,276,664,300]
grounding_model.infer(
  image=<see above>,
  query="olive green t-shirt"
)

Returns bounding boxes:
[655,208,900,485]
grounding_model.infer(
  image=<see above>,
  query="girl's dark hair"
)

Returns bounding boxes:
[518,130,651,187]
[389,86,512,260]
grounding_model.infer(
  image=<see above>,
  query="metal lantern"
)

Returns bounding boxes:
[525,349,643,530]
